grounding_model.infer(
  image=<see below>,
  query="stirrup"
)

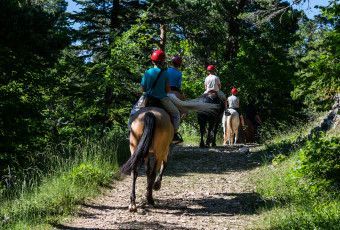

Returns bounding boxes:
[172,133,183,144]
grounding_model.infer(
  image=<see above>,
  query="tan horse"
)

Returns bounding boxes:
[222,109,240,145]
[119,96,218,212]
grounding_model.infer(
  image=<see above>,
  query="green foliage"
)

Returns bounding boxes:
[292,1,340,111]
[251,121,340,230]
[295,134,340,186]
[0,133,128,229]
[63,164,106,187]
[0,0,70,181]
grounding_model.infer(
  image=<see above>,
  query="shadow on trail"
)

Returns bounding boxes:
[53,225,108,230]
[114,221,194,230]
[153,192,263,216]
[55,220,194,230]
[164,144,263,177]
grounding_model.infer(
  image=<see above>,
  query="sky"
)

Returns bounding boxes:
[65,0,331,18]
[288,0,330,18]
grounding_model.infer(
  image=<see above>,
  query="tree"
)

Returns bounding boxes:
[0,0,70,177]
[291,0,340,111]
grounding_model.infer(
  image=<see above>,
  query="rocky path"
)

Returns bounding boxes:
[56,144,263,230]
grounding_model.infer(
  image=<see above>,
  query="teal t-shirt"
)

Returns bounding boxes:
[141,67,170,99]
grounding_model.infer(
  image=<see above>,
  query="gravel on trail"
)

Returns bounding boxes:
[56,144,264,230]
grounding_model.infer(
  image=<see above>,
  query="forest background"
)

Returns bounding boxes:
[0,0,339,198]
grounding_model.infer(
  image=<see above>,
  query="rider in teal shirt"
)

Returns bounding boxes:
[127,50,183,144]
[141,67,170,99]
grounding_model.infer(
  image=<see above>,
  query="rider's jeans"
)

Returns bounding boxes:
[160,96,180,130]
[128,95,180,130]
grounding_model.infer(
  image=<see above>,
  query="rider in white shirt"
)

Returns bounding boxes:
[204,65,227,110]
[227,88,245,127]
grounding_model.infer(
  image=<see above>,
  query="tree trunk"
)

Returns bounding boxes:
[158,24,167,51]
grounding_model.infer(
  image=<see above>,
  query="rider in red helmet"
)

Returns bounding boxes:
[204,65,227,109]
[127,50,183,144]
[227,88,245,127]
[167,56,185,99]
[151,50,166,62]
[207,65,215,71]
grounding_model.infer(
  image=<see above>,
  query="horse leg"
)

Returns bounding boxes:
[206,122,214,147]
[153,160,167,191]
[230,131,234,145]
[212,122,219,147]
[168,143,175,159]
[199,119,206,148]
[145,158,157,205]
[129,166,138,212]
[235,129,239,144]
[154,143,171,191]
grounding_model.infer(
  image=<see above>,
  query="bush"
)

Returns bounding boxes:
[63,164,106,187]
[295,134,340,186]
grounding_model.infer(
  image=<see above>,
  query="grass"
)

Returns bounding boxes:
[248,119,340,229]
[179,116,225,146]
[0,132,131,230]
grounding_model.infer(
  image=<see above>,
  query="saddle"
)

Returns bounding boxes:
[145,95,163,108]
[207,89,218,95]
[144,95,174,125]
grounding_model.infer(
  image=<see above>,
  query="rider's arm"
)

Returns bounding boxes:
[141,86,146,93]
[255,114,262,124]
[218,83,221,89]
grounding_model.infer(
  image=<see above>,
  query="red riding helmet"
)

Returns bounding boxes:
[207,65,215,71]
[173,56,182,64]
[151,50,166,62]
[231,88,238,94]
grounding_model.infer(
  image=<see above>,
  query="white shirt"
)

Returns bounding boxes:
[228,95,239,109]
[204,75,221,92]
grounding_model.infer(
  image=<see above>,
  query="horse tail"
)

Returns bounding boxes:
[222,112,226,137]
[228,114,233,138]
[119,112,156,175]
[168,93,219,112]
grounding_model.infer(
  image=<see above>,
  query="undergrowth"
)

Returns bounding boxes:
[249,120,340,229]
[0,132,130,230]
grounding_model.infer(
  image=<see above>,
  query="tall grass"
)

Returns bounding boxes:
[249,120,340,229]
[0,132,130,229]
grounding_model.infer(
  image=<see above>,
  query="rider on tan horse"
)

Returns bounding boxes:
[168,56,186,101]
[121,53,221,212]
[127,50,183,144]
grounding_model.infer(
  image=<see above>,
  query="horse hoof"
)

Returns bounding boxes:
[147,198,155,206]
[153,181,161,191]
[129,204,137,212]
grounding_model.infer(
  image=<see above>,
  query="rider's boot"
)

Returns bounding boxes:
[172,133,183,144]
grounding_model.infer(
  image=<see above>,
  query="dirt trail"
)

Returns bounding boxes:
[56,144,263,230]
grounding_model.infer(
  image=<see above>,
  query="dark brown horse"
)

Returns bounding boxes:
[197,93,224,148]
[237,118,255,143]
